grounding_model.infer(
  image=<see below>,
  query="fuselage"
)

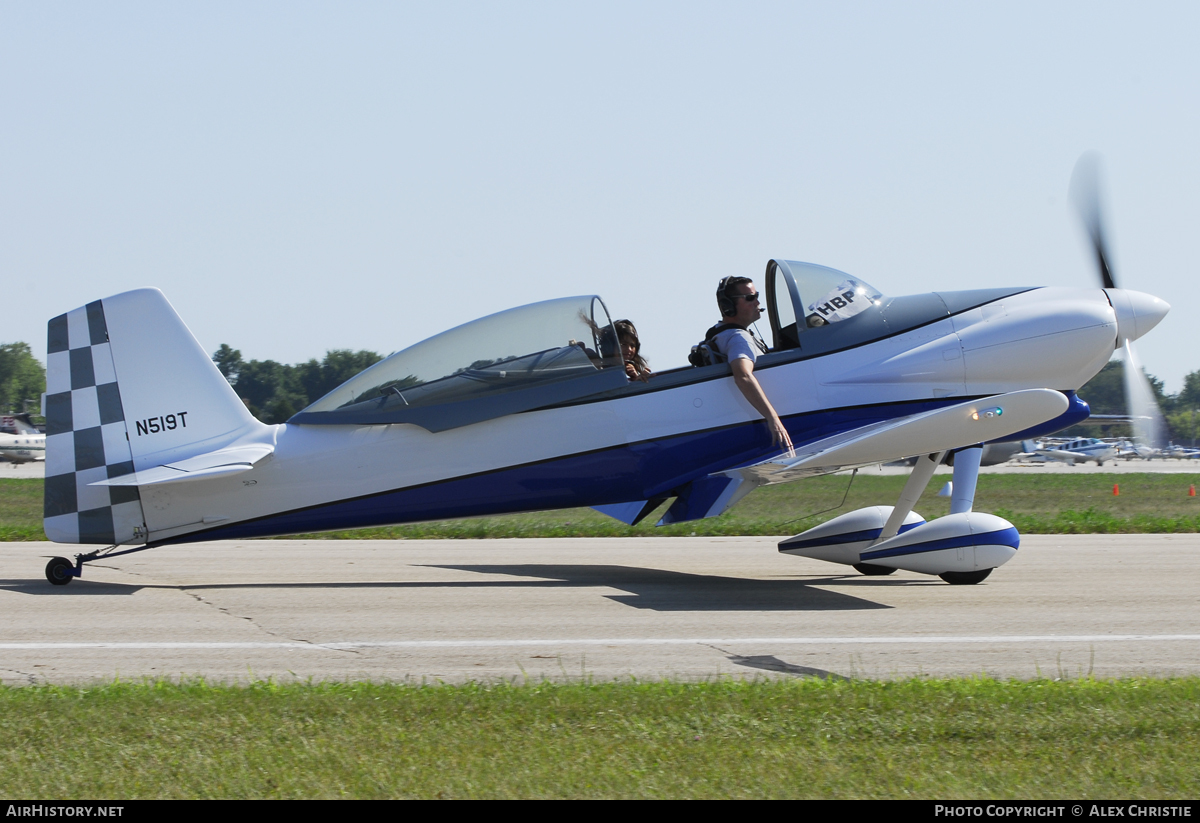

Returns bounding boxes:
[140,284,1160,546]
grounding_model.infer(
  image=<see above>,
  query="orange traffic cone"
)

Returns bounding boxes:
[1190,484,1196,497]
[1113,484,1120,496]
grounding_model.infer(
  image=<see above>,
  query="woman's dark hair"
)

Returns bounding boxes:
[614,319,648,375]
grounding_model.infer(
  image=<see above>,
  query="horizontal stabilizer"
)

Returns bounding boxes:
[723,389,1069,485]
[90,444,273,487]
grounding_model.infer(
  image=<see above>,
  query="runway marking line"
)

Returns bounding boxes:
[3,635,1199,651]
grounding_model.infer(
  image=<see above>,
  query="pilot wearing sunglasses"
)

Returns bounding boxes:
[709,276,793,453]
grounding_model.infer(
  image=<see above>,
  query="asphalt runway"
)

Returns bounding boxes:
[2,535,1198,685]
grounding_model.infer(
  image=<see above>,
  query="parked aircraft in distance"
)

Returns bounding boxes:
[1118,440,1160,460]
[1,414,45,466]
[1117,441,1200,461]
[1022,437,1120,466]
[39,161,1171,587]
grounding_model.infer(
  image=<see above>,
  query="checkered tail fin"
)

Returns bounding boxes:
[43,289,260,545]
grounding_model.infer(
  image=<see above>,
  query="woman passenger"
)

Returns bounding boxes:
[614,319,651,382]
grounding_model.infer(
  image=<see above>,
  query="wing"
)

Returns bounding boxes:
[721,389,1069,486]
[591,389,1071,527]
[1035,448,1084,460]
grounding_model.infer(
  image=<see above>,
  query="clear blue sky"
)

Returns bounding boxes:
[3,2,1196,392]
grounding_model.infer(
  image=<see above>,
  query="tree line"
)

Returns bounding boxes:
[2,338,1199,441]
[211,344,382,424]
[0,343,46,416]
[0,340,382,425]
[1062,361,1200,445]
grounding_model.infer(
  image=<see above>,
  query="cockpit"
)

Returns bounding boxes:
[765,260,886,352]
[762,260,1032,359]
[290,261,1029,433]
[291,296,628,432]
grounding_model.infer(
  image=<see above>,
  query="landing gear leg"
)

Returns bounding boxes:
[43,540,153,586]
[950,445,983,514]
[879,451,944,541]
[940,444,991,585]
[851,451,944,578]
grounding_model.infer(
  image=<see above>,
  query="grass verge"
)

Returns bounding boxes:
[1,677,1197,799]
[0,478,42,541]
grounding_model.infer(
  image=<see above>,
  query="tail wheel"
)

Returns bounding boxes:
[939,569,993,585]
[45,557,74,586]
[852,563,896,576]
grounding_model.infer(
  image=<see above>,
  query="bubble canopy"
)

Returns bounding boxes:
[765,260,886,351]
[290,296,628,432]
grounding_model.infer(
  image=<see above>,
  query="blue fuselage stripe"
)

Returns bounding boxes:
[164,392,1082,546]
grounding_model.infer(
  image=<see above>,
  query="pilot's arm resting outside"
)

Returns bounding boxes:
[713,278,794,453]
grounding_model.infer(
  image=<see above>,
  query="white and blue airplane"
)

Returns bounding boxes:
[37,166,1171,588]
[38,264,1168,587]
[1028,437,1121,466]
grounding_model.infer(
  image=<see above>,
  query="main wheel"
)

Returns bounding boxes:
[853,563,897,576]
[45,557,74,586]
[939,568,992,585]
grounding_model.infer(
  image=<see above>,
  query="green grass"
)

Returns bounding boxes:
[4,474,1199,541]
[0,478,42,541]
[1,678,1196,799]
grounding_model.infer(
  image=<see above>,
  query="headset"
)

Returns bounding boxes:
[716,276,754,317]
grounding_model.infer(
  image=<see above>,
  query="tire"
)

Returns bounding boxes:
[939,569,992,585]
[45,557,74,586]
[853,563,897,576]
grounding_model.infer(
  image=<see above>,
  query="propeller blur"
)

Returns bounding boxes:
[1071,152,1171,455]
